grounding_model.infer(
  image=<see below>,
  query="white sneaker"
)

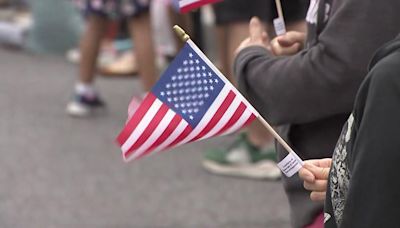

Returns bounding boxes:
[66,93,105,117]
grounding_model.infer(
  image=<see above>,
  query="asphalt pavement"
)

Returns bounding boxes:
[0,48,290,228]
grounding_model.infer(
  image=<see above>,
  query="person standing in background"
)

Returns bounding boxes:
[67,0,157,117]
[203,0,309,181]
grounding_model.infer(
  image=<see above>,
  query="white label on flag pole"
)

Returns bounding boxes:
[273,17,286,36]
[292,151,305,166]
[278,152,303,177]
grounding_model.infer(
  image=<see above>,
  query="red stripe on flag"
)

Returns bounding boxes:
[166,124,192,150]
[124,103,170,158]
[116,93,156,146]
[243,114,256,128]
[214,102,246,136]
[136,114,183,160]
[180,0,222,13]
[190,90,235,142]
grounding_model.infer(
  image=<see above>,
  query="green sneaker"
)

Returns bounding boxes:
[202,133,281,180]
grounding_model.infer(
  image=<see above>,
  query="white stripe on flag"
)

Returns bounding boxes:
[130,109,176,160]
[146,120,189,157]
[121,99,162,153]
[198,95,241,141]
[176,85,231,147]
[179,0,199,7]
[221,108,252,136]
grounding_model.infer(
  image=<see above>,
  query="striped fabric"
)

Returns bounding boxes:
[116,40,258,162]
[178,0,222,13]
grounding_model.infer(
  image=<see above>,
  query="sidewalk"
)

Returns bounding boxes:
[0,49,290,228]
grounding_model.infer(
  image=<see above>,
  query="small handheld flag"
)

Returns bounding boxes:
[178,0,222,13]
[116,26,303,177]
[116,32,257,162]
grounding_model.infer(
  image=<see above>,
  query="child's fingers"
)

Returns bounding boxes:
[303,163,331,180]
[299,167,315,183]
[310,191,326,202]
[277,37,295,47]
[249,17,265,42]
[277,31,306,47]
[307,158,332,168]
[304,179,328,192]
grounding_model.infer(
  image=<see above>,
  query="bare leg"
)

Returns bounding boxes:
[203,20,280,180]
[128,13,158,92]
[215,25,229,78]
[225,22,274,147]
[226,22,258,83]
[79,15,107,84]
[67,15,108,117]
[168,6,193,50]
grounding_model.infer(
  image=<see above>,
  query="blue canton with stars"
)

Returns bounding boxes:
[152,43,225,128]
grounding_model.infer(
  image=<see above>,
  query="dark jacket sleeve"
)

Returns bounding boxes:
[339,53,400,227]
[234,0,400,125]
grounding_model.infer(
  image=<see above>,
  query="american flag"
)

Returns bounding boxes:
[116,40,258,162]
[178,0,222,13]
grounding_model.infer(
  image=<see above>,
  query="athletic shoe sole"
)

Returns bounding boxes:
[66,101,106,118]
[202,160,282,180]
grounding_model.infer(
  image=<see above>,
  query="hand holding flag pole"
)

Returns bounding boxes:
[173,26,303,177]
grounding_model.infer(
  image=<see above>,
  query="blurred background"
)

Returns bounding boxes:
[0,0,291,227]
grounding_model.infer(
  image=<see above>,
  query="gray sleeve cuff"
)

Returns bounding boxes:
[234,45,272,96]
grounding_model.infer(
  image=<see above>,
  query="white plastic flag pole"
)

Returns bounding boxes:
[257,116,302,163]
[273,0,287,36]
[275,0,284,19]
[173,25,303,177]
[257,115,304,177]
